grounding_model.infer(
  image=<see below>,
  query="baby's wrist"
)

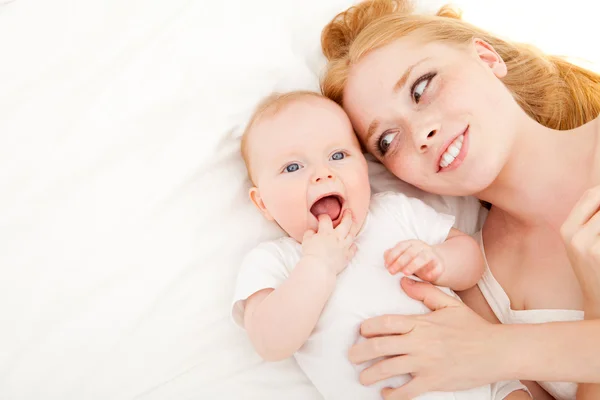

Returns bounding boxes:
[301,254,342,277]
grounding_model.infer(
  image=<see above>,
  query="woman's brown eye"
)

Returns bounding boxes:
[411,72,436,104]
[412,79,428,103]
[378,132,397,155]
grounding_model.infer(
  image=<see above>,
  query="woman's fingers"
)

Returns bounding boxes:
[401,277,461,311]
[573,209,600,246]
[349,280,499,393]
[349,334,413,364]
[561,186,600,241]
[359,355,415,385]
[567,211,600,272]
[359,314,416,338]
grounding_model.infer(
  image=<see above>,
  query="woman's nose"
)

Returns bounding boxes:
[417,129,438,153]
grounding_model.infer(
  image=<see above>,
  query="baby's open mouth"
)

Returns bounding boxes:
[310,194,343,221]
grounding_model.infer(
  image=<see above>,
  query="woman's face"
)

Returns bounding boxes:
[343,36,519,196]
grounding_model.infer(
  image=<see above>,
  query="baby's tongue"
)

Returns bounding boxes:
[310,196,342,221]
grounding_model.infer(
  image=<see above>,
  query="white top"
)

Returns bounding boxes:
[476,230,583,400]
[232,192,526,400]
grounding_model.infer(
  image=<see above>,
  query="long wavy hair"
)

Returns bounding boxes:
[321,0,600,130]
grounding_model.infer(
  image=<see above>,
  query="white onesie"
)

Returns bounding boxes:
[232,192,527,399]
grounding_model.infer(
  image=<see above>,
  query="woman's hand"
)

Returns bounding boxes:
[561,185,600,318]
[349,278,506,400]
[561,185,600,399]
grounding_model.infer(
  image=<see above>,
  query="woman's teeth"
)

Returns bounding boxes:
[439,134,464,169]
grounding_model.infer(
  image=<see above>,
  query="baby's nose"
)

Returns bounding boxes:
[315,173,334,183]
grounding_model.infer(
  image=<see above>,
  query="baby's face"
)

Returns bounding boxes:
[247,97,371,242]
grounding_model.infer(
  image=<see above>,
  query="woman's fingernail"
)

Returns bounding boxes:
[404,277,415,285]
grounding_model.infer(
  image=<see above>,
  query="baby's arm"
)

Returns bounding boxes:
[243,212,356,361]
[244,254,337,361]
[503,390,532,399]
[385,228,483,291]
[431,228,484,290]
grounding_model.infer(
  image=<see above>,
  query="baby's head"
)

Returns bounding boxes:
[242,91,371,242]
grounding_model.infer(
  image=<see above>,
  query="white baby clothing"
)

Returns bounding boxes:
[232,192,528,399]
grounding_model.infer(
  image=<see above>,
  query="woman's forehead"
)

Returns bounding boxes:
[343,39,463,128]
[349,39,457,87]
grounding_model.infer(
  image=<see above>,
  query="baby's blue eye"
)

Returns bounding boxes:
[331,152,345,161]
[285,163,300,173]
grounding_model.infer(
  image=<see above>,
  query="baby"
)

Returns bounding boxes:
[232,91,529,399]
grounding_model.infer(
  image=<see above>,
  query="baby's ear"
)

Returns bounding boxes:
[249,187,274,221]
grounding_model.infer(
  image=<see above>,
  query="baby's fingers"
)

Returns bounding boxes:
[335,210,354,238]
[349,243,357,259]
[402,251,434,277]
[302,229,316,241]
[415,262,442,283]
[384,241,415,267]
[317,214,334,233]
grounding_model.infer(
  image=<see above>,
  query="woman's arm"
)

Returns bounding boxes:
[500,320,600,383]
[351,187,600,399]
[560,185,600,399]
[347,279,600,399]
[460,287,554,400]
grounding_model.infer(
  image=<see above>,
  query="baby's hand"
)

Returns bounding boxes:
[302,210,357,275]
[384,240,444,283]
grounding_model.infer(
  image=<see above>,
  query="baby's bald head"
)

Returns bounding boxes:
[241,91,327,183]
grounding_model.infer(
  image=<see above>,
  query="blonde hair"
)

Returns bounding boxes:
[241,90,324,183]
[321,0,600,130]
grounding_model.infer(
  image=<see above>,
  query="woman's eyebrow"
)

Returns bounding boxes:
[366,120,380,145]
[393,57,431,94]
[366,57,432,144]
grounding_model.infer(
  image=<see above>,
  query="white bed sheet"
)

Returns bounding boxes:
[0,0,597,399]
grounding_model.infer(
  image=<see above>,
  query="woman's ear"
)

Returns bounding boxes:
[249,187,274,221]
[472,38,507,78]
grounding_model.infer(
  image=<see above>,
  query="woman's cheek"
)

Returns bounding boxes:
[386,149,410,180]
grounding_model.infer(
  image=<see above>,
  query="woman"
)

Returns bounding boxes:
[320,1,600,399]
